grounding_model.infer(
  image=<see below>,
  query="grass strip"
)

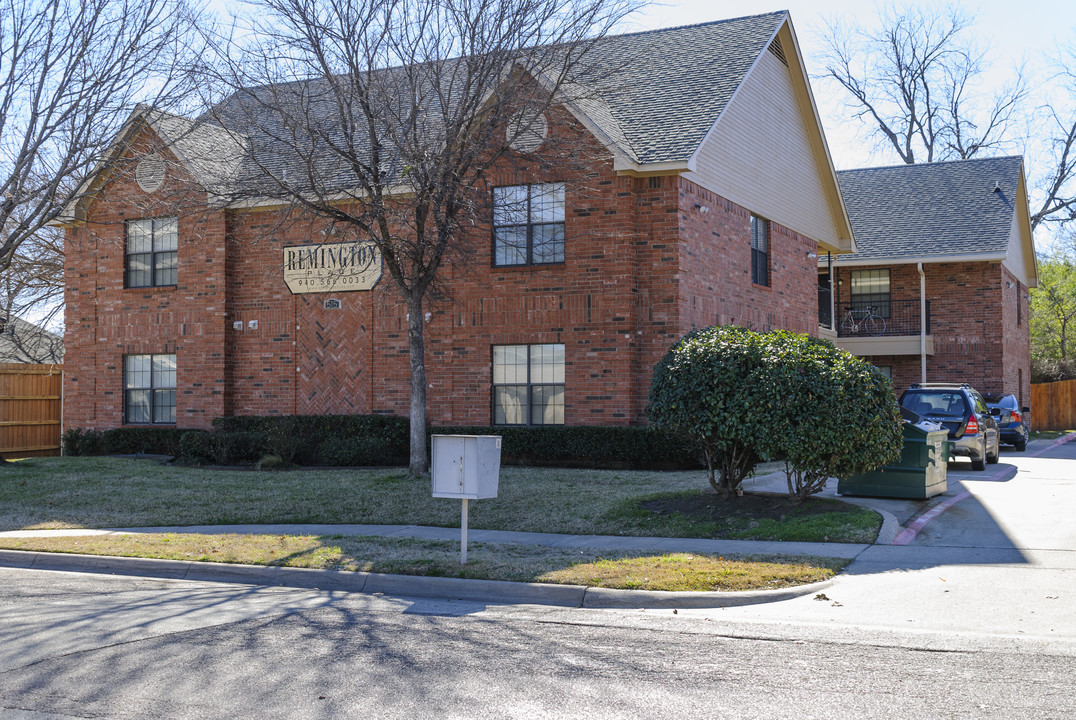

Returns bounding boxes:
[0,533,846,592]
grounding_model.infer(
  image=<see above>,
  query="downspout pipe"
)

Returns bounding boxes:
[918,262,926,383]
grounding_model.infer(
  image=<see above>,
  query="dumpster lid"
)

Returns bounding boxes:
[900,405,944,433]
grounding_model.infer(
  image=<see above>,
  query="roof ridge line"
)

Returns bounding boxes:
[838,155,1023,175]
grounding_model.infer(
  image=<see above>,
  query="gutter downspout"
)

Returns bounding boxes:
[828,253,835,331]
[918,262,926,383]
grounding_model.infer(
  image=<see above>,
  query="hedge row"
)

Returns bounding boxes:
[61,427,188,457]
[429,425,701,470]
[61,415,703,470]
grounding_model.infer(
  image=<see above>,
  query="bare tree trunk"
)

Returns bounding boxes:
[406,296,429,476]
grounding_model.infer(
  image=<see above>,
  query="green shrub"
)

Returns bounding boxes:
[318,435,398,466]
[207,431,265,465]
[753,330,904,502]
[214,414,409,464]
[428,425,701,470]
[255,454,285,470]
[101,427,187,456]
[178,430,213,463]
[61,428,104,456]
[647,325,770,496]
[647,325,904,502]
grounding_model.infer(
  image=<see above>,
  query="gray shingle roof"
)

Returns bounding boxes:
[0,316,63,364]
[150,110,248,198]
[581,12,785,164]
[200,12,786,197]
[835,156,1024,263]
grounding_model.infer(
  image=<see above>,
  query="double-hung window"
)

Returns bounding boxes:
[492,344,564,425]
[849,269,891,318]
[750,214,770,286]
[493,183,565,266]
[124,354,176,424]
[126,217,178,288]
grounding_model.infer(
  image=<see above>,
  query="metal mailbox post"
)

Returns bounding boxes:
[431,435,502,564]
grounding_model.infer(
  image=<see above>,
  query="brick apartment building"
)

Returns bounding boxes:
[821,157,1037,405]
[60,11,857,431]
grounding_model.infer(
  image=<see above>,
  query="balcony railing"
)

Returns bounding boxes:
[834,299,931,338]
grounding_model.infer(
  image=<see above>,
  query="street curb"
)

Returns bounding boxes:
[581,578,835,609]
[0,549,831,609]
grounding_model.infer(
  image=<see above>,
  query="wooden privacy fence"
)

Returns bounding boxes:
[1030,379,1076,432]
[0,363,62,458]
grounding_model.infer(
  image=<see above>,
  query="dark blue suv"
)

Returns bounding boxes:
[984,393,1031,451]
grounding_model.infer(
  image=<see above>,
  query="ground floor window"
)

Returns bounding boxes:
[124,354,176,424]
[492,344,564,425]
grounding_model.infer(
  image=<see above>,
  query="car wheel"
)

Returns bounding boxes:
[1014,428,1028,452]
[971,438,987,471]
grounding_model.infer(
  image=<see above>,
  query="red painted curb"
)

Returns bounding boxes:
[1026,431,1076,458]
[891,491,972,545]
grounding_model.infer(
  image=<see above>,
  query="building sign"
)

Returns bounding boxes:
[283,241,382,294]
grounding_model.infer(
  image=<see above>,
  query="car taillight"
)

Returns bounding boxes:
[1010,410,1022,423]
[965,415,979,435]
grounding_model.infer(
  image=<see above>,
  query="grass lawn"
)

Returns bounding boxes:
[0,456,879,542]
[0,533,847,592]
[1030,430,1075,442]
[0,456,871,591]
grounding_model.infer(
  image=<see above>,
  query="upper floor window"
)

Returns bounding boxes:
[750,214,769,286]
[492,343,564,425]
[849,268,891,318]
[124,353,176,425]
[493,183,565,266]
[126,217,177,288]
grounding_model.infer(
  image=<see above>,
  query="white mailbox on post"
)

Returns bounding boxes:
[431,434,502,564]
[431,435,501,499]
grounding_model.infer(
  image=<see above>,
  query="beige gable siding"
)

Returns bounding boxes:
[1002,209,1033,287]
[684,47,842,251]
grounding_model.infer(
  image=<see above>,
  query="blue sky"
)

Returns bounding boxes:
[632,1,1072,171]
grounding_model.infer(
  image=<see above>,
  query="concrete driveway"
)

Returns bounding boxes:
[726,435,1076,644]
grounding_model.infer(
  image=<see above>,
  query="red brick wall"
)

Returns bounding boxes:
[678,178,819,336]
[834,261,1029,399]
[64,129,228,431]
[66,112,827,430]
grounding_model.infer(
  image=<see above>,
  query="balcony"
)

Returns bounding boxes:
[823,298,934,357]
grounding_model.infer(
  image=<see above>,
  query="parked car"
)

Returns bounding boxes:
[899,383,1000,471]
[983,393,1031,451]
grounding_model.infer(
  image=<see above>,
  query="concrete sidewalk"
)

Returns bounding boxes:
[3,434,1070,610]
[0,521,862,610]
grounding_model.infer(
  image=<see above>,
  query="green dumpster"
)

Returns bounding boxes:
[838,419,948,499]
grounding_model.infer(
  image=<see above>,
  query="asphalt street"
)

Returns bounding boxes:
[1,437,1074,717]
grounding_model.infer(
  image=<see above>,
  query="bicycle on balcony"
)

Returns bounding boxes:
[840,305,886,336]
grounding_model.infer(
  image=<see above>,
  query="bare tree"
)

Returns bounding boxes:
[0,223,63,363]
[202,0,642,475]
[0,0,206,298]
[817,3,1026,165]
[1028,45,1076,230]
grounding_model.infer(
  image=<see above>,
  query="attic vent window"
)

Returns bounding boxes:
[767,40,788,67]
[324,298,342,310]
[648,176,661,189]
[135,153,166,193]
[506,110,548,153]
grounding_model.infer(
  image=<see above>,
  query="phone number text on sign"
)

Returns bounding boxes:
[282,241,382,294]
